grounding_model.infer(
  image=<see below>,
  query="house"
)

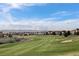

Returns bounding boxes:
[70,28,79,35]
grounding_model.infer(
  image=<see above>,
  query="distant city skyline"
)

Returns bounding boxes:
[0,3,79,30]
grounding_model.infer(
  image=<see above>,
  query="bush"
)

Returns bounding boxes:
[0,42,5,44]
[0,37,31,44]
[9,41,15,43]
[15,38,21,42]
[0,38,16,44]
[0,34,4,38]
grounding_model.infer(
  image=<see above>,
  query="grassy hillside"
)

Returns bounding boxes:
[0,35,79,56]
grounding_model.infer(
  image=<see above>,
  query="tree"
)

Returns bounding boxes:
[67,31,71,35]
[75,28,79,35]
[63,31,71,37]
[63,31,68,37]
[52,32,56,35]
[8,34,12,37]
[59,32,62,36]
[46,32,48,35]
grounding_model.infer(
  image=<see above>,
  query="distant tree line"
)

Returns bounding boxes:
[0,28,79,38]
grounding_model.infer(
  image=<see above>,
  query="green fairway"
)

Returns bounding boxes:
[0,35,79,56]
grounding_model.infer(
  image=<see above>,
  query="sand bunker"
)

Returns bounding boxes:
[61,40,73,43]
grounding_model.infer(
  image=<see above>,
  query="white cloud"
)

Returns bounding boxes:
[1,3,47,12]
[0,4,79,30]
[51,11,71,16]
[0,16,79,30]
[0,10,79,30]
[7,3,37,9]
[51,11,79,17]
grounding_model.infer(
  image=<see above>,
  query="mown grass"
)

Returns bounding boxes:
[0,35,79,56]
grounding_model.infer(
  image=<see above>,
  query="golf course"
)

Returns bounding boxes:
[0,35,79,56]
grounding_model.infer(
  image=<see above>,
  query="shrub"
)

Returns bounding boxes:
[0,36,31,44]
[15,38,21,42]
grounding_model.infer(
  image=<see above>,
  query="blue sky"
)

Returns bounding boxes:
[0,3,79,30]
[9,3,79,20]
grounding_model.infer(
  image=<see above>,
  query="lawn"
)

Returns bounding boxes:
[0,35,79,56]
